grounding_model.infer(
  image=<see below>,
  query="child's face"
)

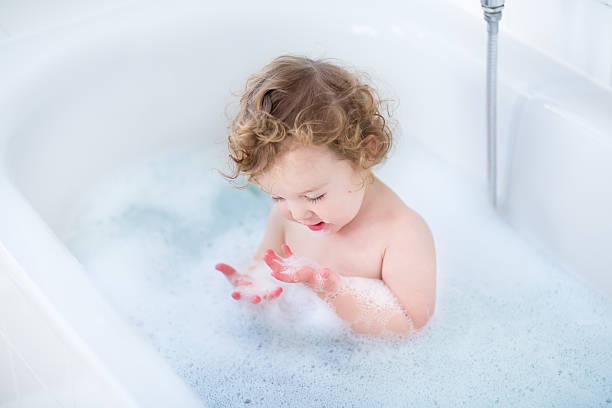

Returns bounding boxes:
[257,144,369,234]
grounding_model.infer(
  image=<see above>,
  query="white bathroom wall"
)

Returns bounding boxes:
[450,0,612,88]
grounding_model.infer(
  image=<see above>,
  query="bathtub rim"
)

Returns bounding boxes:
[0,172,205,406]
[0,0,611,405]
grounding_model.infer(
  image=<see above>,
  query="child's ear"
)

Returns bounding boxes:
[364,134,378,163]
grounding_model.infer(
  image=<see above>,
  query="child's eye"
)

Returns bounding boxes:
[307,194,326,203]
[272,196,284,202]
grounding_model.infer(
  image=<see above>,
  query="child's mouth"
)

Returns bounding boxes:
[307,222,326,231]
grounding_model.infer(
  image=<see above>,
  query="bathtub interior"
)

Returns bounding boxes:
[4,0,612,297]
[50,137,612,407]
[0,0,612,406]
[2,0,500,238]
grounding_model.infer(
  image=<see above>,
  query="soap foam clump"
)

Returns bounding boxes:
[254,253,413,336]
[232,259,348,337]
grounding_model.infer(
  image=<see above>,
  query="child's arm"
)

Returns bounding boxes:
[252,204,286,264]
[314,285,415,336]
[327,215,436,335]
[379,214,436,331]
[264,215,436,336]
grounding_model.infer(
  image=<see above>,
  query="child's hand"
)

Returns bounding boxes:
[215,263,283,304]
[263,244,341,294]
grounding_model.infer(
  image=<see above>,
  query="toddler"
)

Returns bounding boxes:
[216,55,436,336]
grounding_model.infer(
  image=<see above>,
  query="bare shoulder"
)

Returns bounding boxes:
[390,205,435,248]
[375,180,434,245]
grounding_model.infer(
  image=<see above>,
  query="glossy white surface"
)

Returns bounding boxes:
[2,0,610,86]
[0,0,611,406]
[450,0,612,88]
[0,244,140,407]
[0,0,137,41]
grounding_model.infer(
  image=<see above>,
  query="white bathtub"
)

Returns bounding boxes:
[1,0,611,405]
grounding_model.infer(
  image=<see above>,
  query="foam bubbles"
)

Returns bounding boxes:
[330,276,414,336]
[64,144,612,407]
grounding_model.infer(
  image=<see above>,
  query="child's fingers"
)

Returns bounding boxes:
[215,263,236,276]
[281,244,293,258]
[231,290,262,304]
[264,249,282,262]
[263,286,283,300]
[216,263,252,287]
[263,249,284,273]
[217,263,245,286]
[318,267,340,292]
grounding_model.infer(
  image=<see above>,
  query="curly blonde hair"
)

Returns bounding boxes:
[223,55,395,187]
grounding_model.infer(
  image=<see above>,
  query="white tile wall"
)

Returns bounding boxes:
[449,0,612,88]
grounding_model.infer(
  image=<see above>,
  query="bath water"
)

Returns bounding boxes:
[64,138,612,407]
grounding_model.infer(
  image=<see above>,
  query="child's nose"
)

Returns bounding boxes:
[288,202,314,222]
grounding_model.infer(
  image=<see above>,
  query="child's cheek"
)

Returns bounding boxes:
[332,199,359,224]
[277,205,295,222]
